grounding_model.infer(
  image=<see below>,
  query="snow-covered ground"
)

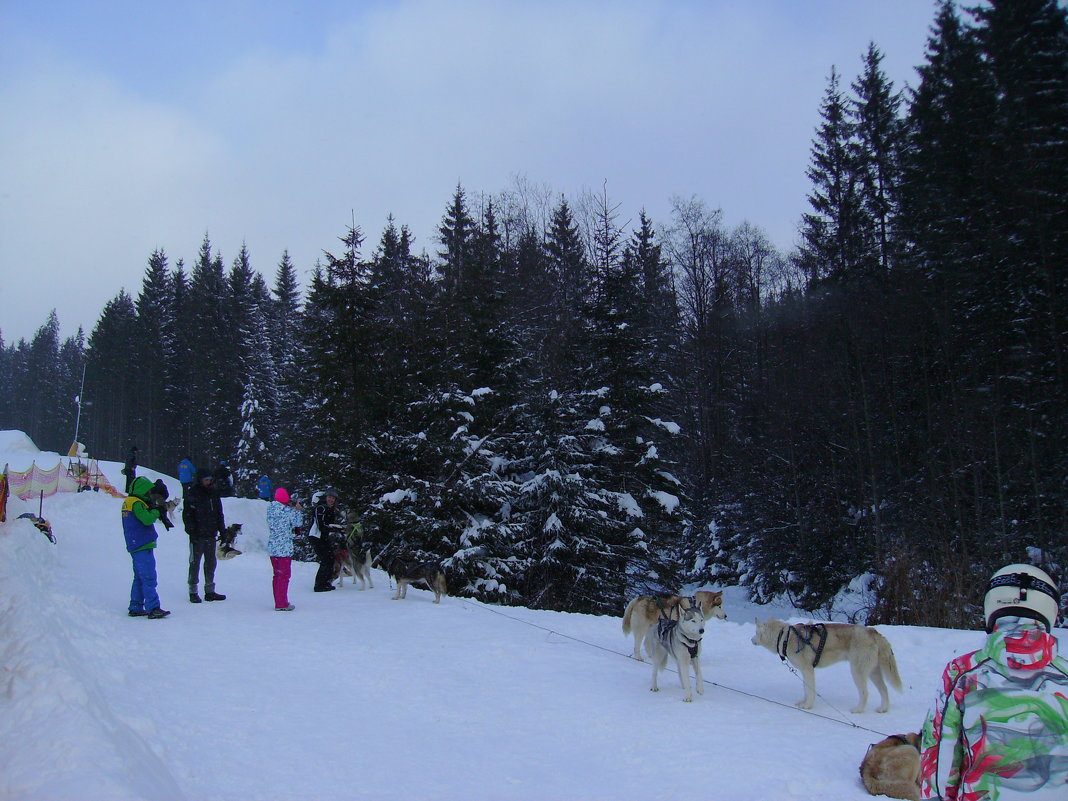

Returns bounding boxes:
[3,431,1063,800]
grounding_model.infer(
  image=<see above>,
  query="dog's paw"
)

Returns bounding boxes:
[796,700,814,710]
[682,696,693,702]
[696,685,704,695]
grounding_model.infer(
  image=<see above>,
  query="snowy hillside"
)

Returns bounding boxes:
[2,432,1063,800]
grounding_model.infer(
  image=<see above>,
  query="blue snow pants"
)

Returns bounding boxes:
[129,548,160,613]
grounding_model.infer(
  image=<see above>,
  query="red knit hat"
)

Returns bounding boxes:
[274,487,290,504]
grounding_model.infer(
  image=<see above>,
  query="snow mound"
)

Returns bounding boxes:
[0,514,186,801]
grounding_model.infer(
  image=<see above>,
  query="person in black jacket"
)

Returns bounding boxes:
[311,488,342,592]
[181,468,227,603]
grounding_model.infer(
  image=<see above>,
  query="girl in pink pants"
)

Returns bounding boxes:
[265,487,303,611]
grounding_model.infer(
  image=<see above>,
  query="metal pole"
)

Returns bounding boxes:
[72,361,86,449]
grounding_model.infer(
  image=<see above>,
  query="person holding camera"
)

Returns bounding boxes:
[121,476,170,619]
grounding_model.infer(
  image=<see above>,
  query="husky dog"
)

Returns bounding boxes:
[860,732,921,800]
[380,555,448,603]
[644,605,706,702]
[216,523,243,560]
[333,524,374,590]
[622,590,726,661]
[751,618,902,713]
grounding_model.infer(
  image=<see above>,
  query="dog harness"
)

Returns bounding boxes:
[655,595,699,620]
[657,616,701,659]
[776,623,828,668]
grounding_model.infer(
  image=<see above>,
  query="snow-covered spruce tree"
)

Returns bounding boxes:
[133,249,173,464]
[584,189,690,596]
[164,259,197,466]
[509,387,649,615]
[22,311,67,452]
[360,385,524,605]
[543,196,593,382]
[233,275,278,496]
[215,243,259,464]
[83,292,140,459]
[267,250,304,485]
[186,235,230,461]
[297,224,380,494]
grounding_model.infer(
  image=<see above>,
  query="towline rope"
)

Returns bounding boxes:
[455,595,897,739]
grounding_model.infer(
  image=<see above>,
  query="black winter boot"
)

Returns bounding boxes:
[190,593,202,603]
[205,591,226,601]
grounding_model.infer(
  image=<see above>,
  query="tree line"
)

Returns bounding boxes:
[3,0,1064,621]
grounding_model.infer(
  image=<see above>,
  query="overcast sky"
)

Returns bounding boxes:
[0,0,939,344]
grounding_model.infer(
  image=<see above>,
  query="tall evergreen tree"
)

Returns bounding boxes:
[543,197,592,383]
[134,249,173,464]
[799,67,867,283]
[165,259,196,466]
[851,43,904,279]
[216,243,259,461]
[300,224,378,492]
[84,293,140,460]
[23,311,68,451]
[186,235,230,461]
[268,250,304,483]
[234,278,278,495]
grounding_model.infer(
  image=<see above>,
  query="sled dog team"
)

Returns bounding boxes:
[624,590,902,712]
[623,565,1068,801]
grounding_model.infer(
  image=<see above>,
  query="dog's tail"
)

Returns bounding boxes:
[876,632,903,692]
[622,597,640,634]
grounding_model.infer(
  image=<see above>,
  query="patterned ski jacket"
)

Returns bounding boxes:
[919,617,1068,800]
[266,500,303,557]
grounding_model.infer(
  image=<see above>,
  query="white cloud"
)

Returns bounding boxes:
[0,0,934,343]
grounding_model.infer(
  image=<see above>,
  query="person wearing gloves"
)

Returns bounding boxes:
[311,487,342,592]
[266,487,303,611]
[122,476,170,619]
[181,467,227,603]
[919,563,1068,800]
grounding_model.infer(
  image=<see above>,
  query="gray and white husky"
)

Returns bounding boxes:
[644,605,706,702]
[333,523,374,590]
[751,618,903,713]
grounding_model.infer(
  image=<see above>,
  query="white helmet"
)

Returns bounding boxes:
[984,564,1060,633]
